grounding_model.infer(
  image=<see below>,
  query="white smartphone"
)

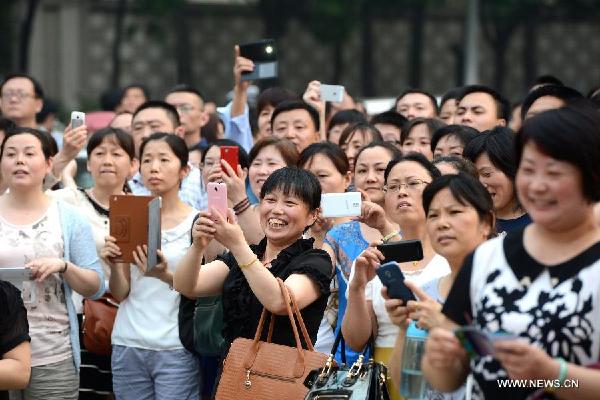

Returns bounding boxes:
[321,192,361,218]
[320,84,345,103]
[71,111,85,128]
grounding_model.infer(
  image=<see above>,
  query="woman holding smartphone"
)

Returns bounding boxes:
[101,132,199,400]
[383,173,494,398]
[342,153,450,400]
[0,127,105,400]
[173,167,332,355]
[423,105,600,400]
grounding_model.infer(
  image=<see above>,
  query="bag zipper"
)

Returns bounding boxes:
[244,368,296,389]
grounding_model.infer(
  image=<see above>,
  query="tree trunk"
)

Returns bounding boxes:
[360,2,374,97]
[493,28,514,93]
[408,5,425,88]
[18,0,40,72]
[111,0,127,88]
[523,22,536,90]
[332,40,343,84]
[174,5,192,84]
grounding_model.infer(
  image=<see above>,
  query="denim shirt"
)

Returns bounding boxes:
[57,201,106,369]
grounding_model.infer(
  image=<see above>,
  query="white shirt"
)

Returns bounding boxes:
[112,210,196,350]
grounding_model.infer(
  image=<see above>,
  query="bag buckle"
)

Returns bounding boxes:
[244,369,252,389]
[317,355,334,383]
[347,355,364,379]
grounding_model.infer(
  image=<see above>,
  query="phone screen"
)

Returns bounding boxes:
[377,240,424,264]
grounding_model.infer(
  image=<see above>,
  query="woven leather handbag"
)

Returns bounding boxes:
[303,332,390,400]
[215,278,329,400]
[82,293,119,355]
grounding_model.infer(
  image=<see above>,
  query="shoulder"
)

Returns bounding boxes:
[55,199,87,223]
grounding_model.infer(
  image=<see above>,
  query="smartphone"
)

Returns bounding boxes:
[320,192,361,218]
[320,84,345,103]
[239,39,278,81]
[71,111,85,128]
[207,182,228,218]
[376,261,416,302]
[377,239,423,264]
[454,327,519,358]
[220,146,239,175]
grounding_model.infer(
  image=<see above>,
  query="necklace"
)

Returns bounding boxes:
[87,188,123,209]
[401,260,427,276]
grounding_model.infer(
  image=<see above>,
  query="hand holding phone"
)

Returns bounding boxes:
[239,39,277,81]
[376,261,417,303]
[454,327,519,358]
[71,111,85,129]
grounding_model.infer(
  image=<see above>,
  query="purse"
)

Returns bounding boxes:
[303,332,390,400]
[82,293,119,355]
[193,295,227,355]
[215,278,329,400]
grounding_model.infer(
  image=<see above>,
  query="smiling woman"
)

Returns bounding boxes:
[174,167,333,355]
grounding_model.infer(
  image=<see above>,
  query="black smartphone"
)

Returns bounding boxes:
[377,239,423,264]
[239,39,278,81]
[376,261,417,302]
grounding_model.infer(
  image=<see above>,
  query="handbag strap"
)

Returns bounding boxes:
[329,330,373,364]
[244,278,307,377]
[286,283,315,351]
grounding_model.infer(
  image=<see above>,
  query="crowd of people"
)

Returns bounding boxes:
[1,45,600,400]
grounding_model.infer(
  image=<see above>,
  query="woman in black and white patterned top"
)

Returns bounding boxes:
[423,103,600,400]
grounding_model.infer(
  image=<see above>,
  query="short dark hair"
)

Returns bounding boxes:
[430,124,478,154]
[0,73,44,99]
[166,84,205,105]
[422,172,495,236]
[400,118,447,145]
[370,111,408,131]
[440,87,464,108]
[395,89,439,115]
[532,75,563,88]
[139,132,188,168]
[133,100,181,129]
[256,87,299,116]
[201,138,250,170]
[520,84,583,120]
[327,109,367,138]
[463,126,516,181]
[338,122,383,148]
[270,100,320,132]
[121,84,149,101]
[516,104,600,202]
[354,141,401,172]
[432,155,479,178]
[260,166,321,211]
[1,127,53,160]
[299,141,350,176]
[101,88,123,111]
[384,152,441,184]
[87,127,135,160]
[36,98,58,124]
[249,137,298,167]
[458,85,510,122]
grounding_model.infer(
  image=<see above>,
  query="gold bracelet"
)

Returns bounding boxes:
[382,230,400,243]
[239,257,259,269]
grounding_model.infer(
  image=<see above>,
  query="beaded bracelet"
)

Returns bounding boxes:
[382,230,400,243]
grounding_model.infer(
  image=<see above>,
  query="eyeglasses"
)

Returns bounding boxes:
[1,91,34,101]
[174,104,197,113]
[384,179,430,193]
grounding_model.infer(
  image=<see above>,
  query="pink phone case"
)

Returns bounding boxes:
[207,182,228,218]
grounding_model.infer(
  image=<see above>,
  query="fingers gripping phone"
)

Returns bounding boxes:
[376,261,417,303]
[220,146,239,174]
[239,39,278,81]
[377,239,424,264]
[320,192,361,218]
[71,111,85,128]
[207,182,228,218]
[454,327,519,358]
[320,84,345,103]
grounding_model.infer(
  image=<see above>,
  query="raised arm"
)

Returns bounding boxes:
[341,246,383,351]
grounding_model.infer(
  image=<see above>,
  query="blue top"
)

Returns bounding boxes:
[217,101,254,153]
[496,213,531,236]
[57,201,106,369]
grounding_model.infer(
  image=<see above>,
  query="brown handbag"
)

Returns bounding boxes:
[215,278,329,400]
[82,293,119,355]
